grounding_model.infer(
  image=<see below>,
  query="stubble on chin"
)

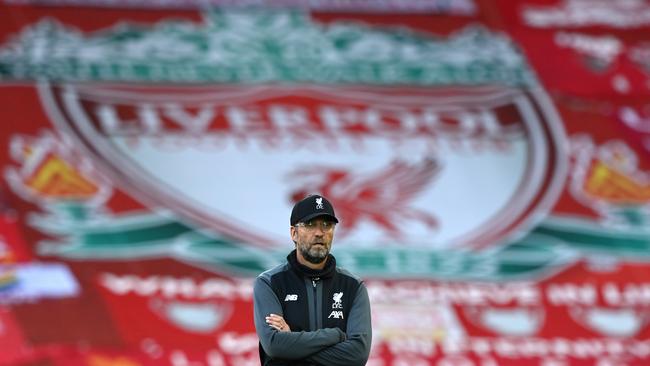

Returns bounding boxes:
[300,244,328,264]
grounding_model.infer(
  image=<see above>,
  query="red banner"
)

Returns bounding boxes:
[0,2,649,366]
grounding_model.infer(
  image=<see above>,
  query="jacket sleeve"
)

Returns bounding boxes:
[253,275,346,360]
[306,282,372,366]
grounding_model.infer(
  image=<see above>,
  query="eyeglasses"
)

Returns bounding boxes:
[294,220,336,233]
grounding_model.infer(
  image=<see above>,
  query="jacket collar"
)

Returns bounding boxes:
[287,249,336,279]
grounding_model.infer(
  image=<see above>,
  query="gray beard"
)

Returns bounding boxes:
[300,245,328,264]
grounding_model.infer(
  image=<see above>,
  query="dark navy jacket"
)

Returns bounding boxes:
[253,250,372,365]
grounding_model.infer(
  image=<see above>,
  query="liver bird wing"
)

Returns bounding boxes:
[358,158,440,205]
[287,158,441,238]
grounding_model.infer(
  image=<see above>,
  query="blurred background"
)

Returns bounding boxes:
[0,0,650,365]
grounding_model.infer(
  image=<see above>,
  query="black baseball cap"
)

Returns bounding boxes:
[290,195,339,226]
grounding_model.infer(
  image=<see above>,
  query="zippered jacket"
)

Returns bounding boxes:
[253,249,372,365]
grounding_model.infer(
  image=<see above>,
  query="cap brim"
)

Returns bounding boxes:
[297,212,339,224]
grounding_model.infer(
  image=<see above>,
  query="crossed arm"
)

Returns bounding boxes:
[305,285,372,366]
[253,277,345,359]
[253,276,372,365]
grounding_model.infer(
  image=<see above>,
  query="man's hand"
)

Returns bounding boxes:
[266,313,291,332]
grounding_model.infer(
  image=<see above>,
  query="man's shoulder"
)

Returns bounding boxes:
[335,266,364,285]
[257,262,290,283]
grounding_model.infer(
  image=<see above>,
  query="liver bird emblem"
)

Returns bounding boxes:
[288,158,441,239]
[333,292,343,306]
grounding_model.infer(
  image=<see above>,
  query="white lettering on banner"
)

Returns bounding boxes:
[546,284,597,305]
[523,2,650,28]
[225,106,267,133]
[367,281,650,306]
[602,282,650,306]
[169,349,258,366]
[99,273,253,300]
[94,102,520,143]
[365,281,540,306]
[218,332,259,354]
[543,282,650,306]
[150,333,650,364]
[205,350,226,366]
[269,105,312,130]
[387,337,437,356]
[380,336,650,359]
[169,350,195,366]
[146,334,260,366]
[539,359,568,366]
[554,32,623,65]
[392,356,432,366]
[164,103,217,133]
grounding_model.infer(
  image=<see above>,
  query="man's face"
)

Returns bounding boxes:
[291,217,336,265]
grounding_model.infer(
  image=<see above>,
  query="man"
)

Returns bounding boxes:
[253,194,372,365]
